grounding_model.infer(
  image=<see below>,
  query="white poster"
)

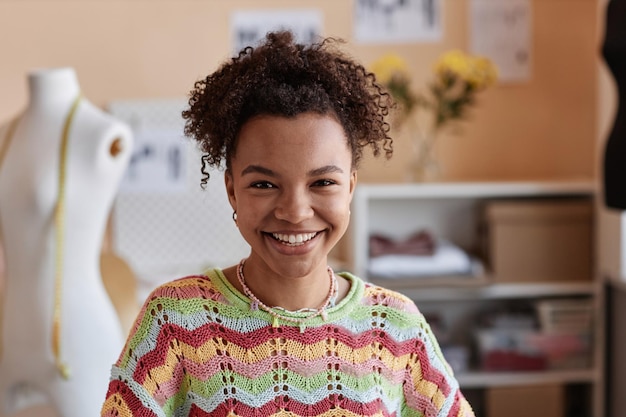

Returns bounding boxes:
[354,0,442,44]
[231,9,323,54]
[470,0,532,82]
[119,129,189,194]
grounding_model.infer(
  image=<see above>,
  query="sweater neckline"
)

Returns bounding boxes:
[209,267,364,323]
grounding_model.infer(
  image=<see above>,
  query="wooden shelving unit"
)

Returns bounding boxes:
[348,180,603,417]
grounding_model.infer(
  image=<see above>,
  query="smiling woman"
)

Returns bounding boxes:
[100,30,475,417]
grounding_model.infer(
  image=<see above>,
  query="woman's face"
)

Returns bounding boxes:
[225,112,356,280]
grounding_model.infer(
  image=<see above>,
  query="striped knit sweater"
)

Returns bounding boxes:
[101,269,474,417]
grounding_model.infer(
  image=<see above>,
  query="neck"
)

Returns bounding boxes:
[27,67,80,109]
[239,259,333,312]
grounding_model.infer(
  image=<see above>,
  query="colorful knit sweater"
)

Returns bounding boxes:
[101,269,474,417]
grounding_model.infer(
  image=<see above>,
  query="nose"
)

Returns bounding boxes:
[274,188,314,224]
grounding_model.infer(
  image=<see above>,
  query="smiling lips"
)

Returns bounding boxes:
[271,232,318,246]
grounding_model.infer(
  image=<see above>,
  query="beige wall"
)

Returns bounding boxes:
[0,0,601,183]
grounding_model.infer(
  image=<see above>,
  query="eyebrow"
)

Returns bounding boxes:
[241,165,275,177]
[240,164,344,177]
[309,165,344,176]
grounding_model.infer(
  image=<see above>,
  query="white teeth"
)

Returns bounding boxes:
[272,232,317,245]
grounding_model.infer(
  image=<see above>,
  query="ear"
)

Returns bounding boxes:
[225,170,237,211]
[349,170,357,199]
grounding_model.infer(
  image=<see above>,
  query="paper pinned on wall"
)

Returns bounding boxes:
[470,0,532,83]
[353,0,442,44]
[119,129,189,195]
[231,10,323,54]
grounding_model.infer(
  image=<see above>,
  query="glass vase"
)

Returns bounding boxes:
[406,128,440,182]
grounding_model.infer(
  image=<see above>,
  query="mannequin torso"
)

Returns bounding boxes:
[0,68,132,417]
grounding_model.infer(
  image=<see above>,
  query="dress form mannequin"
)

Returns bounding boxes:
[602,0,626,209]
[0,68,132,417]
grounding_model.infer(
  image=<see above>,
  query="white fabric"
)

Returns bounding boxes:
[368,240,473,278]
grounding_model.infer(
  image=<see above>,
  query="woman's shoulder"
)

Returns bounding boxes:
[144,269,224,303]
[362,282,421,314]
[340,272,420,315]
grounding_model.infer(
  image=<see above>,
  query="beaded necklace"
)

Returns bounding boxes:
[236,258,337,331]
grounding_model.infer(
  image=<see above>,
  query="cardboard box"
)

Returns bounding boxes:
[486,384,564,417]
[484,199,593,282]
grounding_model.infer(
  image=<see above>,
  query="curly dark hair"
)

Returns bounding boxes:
[182,30,394,186]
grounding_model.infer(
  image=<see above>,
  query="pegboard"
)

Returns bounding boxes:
[107,99,250,298]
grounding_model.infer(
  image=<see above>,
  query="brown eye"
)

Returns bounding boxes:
[251,181,275,189]
[313,179,336,187]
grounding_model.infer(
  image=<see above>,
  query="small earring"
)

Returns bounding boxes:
[232,211,237,222]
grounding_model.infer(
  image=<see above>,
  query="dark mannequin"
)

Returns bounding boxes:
[603,0,626,209]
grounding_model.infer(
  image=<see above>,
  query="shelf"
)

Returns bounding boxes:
[356,180,596,200]
[350,180,603,416]
[350,181,596,280]
[456,368,598,388]
[368,277,597,301]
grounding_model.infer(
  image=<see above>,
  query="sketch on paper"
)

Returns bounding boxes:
[354,0,442,43]
[231,10,323,54]
[470,0,532,82]
[119,129,189,194]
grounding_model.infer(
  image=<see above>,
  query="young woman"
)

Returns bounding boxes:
[101,31,475,417]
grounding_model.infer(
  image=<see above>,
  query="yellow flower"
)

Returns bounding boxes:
[370,50,498,131]
[434,50,471,80]
[370,54,411,85]
[467,57,498,89]
[370,54,417,120]
[433,50,497,90]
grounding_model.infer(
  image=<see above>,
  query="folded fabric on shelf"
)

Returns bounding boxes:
[369,230,436,257]
[368,239,474,278]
